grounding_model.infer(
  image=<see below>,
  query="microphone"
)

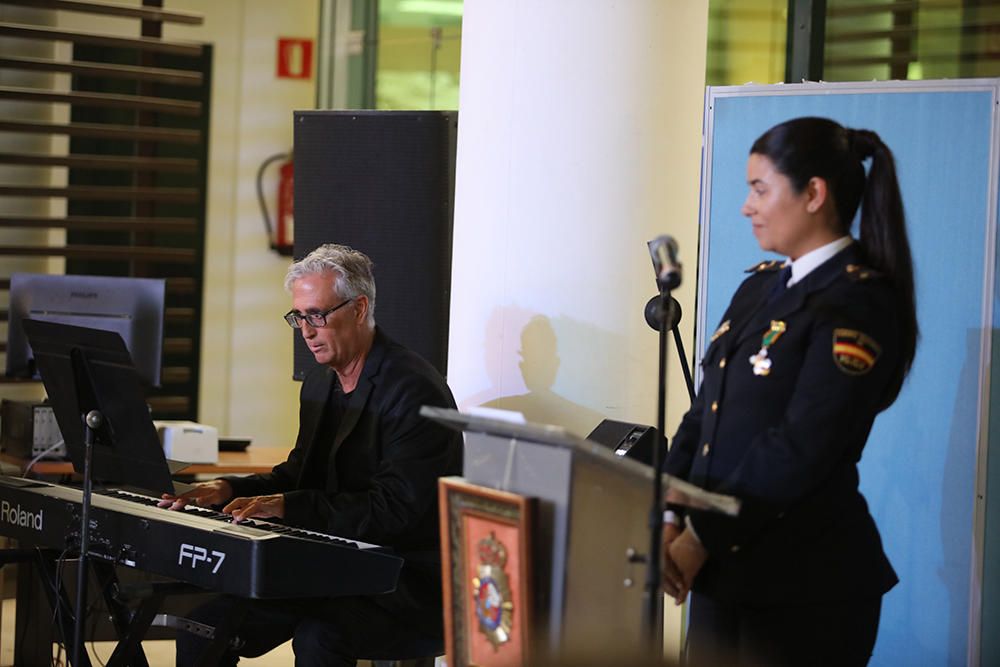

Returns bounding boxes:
[644,295,682,332]
[647,235,682,290]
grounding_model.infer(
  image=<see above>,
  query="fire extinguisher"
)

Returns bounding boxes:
[257,151,294,255]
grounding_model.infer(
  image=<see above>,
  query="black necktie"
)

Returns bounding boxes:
[767,265,792,304]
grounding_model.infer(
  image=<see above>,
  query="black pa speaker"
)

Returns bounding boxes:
[292,110,457,379]
[587,419,666,468]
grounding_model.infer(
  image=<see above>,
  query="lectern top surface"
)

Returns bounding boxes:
[420,406,740,517]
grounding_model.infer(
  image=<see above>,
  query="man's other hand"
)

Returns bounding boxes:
[158,479,234,511]
[223,494,285,523]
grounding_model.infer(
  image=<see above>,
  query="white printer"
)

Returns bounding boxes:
[154,420,219,464]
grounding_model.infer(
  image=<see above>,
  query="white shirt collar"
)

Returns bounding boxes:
[786,236,853,287]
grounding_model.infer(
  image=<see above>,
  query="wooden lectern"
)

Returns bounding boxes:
[424,407,739,667]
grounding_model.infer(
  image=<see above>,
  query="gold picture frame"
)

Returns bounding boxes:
[439,477,535,667]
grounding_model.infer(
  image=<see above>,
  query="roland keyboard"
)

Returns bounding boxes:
[0,475,403,598]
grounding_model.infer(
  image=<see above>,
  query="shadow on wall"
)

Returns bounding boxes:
[938,327,984,664]
[982,327,1000,667]
[864,324,977,666]
[461,309,606,436]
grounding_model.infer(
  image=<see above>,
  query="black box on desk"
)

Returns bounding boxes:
[586,419,665,468]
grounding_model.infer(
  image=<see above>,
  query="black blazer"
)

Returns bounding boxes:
[224,328,462,613]
[665,244,899,605]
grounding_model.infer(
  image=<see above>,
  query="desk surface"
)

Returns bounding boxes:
[1,446,289,477]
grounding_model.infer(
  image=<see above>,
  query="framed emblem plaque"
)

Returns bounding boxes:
[439,477,535,667]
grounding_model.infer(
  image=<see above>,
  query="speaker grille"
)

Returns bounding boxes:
[292,111,457,379]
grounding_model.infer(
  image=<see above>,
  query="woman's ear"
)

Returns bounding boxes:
[805,176,829,214]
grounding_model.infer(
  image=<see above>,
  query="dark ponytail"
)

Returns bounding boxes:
[751,117,918,402]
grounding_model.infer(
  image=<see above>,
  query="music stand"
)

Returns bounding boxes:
[22,318,182,666]
[21,318,184,495]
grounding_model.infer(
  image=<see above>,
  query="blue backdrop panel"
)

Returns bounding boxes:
[698,81,998,667]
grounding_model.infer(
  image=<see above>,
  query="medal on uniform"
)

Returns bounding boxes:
[749,320,786,376]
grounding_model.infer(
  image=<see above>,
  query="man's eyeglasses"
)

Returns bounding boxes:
[283,298,354,329]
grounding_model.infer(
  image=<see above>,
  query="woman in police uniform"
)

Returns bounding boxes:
[661,117,917,667]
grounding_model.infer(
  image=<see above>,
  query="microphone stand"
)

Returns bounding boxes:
[68,347,101,667]
[641,293,697,660]
[73,408,101,667]
[643,283,674,654]
[673,324,696,402]
[645,295,696,402]
[642,236,693,658]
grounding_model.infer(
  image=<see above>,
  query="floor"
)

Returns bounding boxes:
[0,597,435,666]
[0,596,295,666]
[0,563,444,666]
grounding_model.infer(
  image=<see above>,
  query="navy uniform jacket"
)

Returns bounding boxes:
[665,244,899,606]
[223,327,462,626]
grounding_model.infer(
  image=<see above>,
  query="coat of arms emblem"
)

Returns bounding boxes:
[472,530,514,648]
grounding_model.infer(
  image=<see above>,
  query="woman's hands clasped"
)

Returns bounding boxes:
[662,523,708,605]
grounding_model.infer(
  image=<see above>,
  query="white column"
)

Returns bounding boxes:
[449,0,709,440]
[448,1,709,656]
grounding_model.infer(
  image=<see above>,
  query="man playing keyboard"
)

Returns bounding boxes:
[160,244,462,666]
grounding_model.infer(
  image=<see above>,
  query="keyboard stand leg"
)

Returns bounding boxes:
[14,553,52,667]
[93,562,152,667]
[35,551,93,667]
[192,599,248,667]
[103,597,158,667]
[97,575,214,667]
[0,547,37,566]
[1,549,49,667]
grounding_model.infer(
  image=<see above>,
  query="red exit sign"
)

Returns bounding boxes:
[276,38,314,79]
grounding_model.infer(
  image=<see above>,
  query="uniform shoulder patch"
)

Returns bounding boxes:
[710,319,731,342]
[832,328,881,375]
[844,264,883,282]
[745,259,783,274]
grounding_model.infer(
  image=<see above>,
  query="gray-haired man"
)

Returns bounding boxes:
[163,244,462,666]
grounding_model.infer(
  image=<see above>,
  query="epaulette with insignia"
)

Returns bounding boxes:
[844,264,883,282]
[745,259,783,273]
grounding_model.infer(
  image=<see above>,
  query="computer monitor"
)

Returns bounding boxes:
[20,319,180,495]
[5,273,165,387]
